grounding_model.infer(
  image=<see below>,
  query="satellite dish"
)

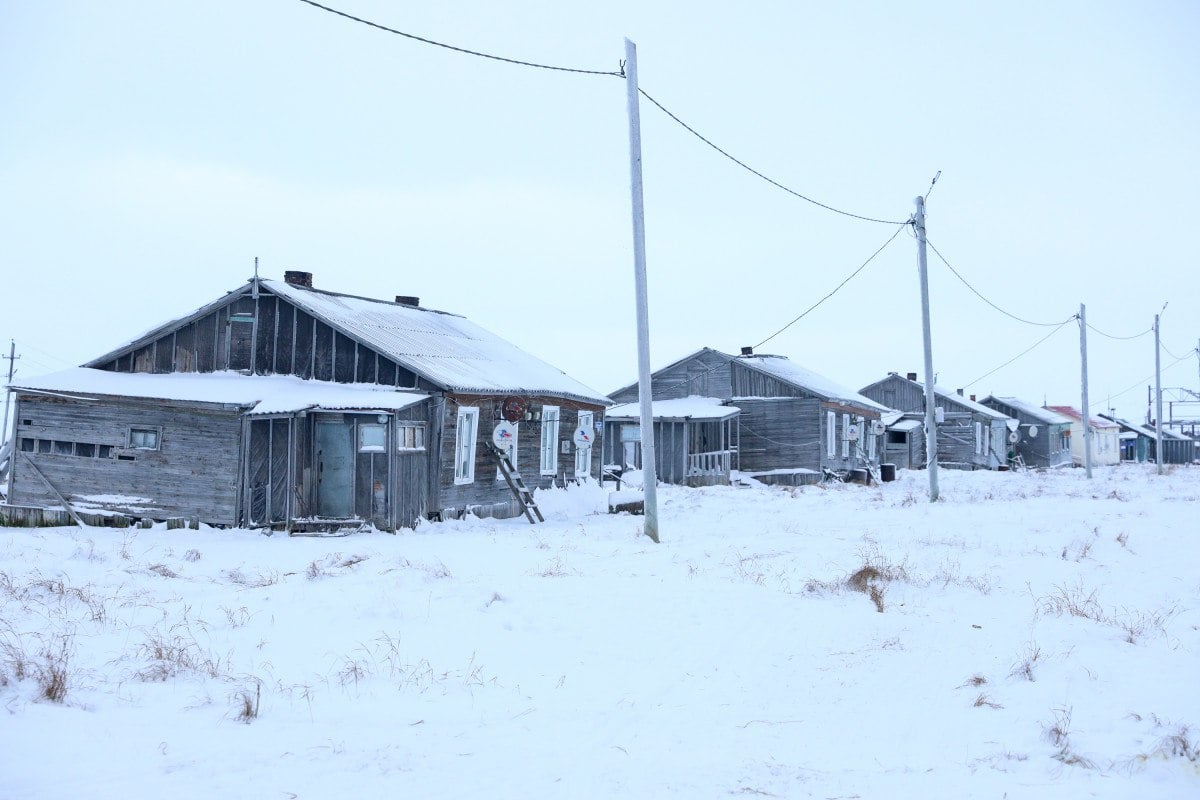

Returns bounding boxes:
[847,425,860,442]
[1027,425,1039,438]
[870,420,886,436]
[1008,431,1019,443]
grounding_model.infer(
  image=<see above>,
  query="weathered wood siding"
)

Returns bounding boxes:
[92,289,439,392]
[10,393,242,524]
[609,350,734,404]
[736,398,822,472]
[435,395,605,519]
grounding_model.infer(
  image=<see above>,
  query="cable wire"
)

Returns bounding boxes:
[296,0,625,77]
[926,240,1075,327]
[636,89,911,226]
[1106,352,1194,402]
[962,317,1076,390]
[753,223,908,350]
[1085,322,1153,341]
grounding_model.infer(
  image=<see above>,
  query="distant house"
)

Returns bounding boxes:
[859,373,1012,470]
[1044,406,1120,467]
[607,347,887,484]
[7,272,609,529]
[1100,415,1194,464]
[979,396,1073,469]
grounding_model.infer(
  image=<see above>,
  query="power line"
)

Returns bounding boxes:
[1106,352,1193,402]
[962,317,1076,390]
[13,340,74,367]
[637,89,910,226]
[753,223,908,349]
[1085,322,1153,341]
[926,240,1074,327]
[296,0,625,77]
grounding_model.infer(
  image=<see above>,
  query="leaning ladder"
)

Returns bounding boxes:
[489,444,544,524]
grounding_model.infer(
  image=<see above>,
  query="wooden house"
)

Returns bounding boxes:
[1100,415,1194,464]
[6,272,609,529]
[607,347,887,484]
[979,396,1073,469]
[1044,406,1121,467]
[859,373,1012,470]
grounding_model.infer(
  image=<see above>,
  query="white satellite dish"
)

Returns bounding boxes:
[1008,431,1019,443]
[1027,424,1039,438]
[870,420,886,436]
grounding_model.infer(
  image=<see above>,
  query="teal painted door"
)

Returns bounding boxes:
[316,421,354,517]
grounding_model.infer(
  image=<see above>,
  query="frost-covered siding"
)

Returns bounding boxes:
[10,393,243,524]
[860,374,1011,470]
[980,396,1072,469]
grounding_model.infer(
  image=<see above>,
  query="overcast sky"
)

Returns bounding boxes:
[3,1,1198,421]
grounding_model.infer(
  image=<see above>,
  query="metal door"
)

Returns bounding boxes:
[316,421,354,517]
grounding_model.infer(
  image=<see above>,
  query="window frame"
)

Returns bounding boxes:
[453,406,479,485]
[826,410,837,457]
[540,405,561,477]
[358,423,387,453]
[396,422,426,453]
[128,426,162,451]
[575,410,594,479]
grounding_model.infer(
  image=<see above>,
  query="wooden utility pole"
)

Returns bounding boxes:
[623,38,659,542]
[913,196,939,502]
[1078,304,1093,478]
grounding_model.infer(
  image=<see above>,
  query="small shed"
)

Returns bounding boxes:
[859,373,1013,470]
[1044,406,1121,467]
[602,397,739,486]
[879,410,926,470]
[979,396,1073,469]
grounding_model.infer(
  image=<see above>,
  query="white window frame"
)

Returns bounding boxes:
[358,423,387,453]
[575,410,594,479]
[128,426,161,451]
[540,405,560,476]
[826,410,837,457]
[454,406,479,485]
[974,422,983,455]
[841,413,850,458]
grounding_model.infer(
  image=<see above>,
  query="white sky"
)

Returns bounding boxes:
[2,1,1198,420]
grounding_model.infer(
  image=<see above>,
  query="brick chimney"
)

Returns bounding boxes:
[395,295,420,307]
[284,270,313,288]
[741,346,754,356]
[906,372,918,381]
[970,394,976,402]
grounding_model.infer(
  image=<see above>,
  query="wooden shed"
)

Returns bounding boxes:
[979,396,1073,469]
[859,373,1012,470]
[6,273,609,529]
[609,347,887,484]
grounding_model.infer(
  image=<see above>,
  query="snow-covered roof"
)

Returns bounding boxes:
[263,280,608,404]
[605,396,740,422]
[1045,405,1120,429]
[1103,415,1193,441]
[889,417,924,432]
[12,368,428,415]
[982,396,1072,425]
[734,355,889,413]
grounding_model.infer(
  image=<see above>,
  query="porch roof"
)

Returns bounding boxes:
[12,368,428,415]
[606,396,740,422]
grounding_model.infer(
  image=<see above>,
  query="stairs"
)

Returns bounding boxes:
[489,444,544,524]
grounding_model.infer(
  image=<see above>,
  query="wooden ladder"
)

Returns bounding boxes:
[489,444,544,524]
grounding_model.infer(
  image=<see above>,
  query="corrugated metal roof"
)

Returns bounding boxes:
[735,354,890,412]
[983,396,1073,425]
[263,280,608,404]
[606,397,740,421]
[1045,405,1120,428]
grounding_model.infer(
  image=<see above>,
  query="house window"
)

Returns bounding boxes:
[397,423,425,452]
[19,438,34,452]
[75,443,96,458]
[974,422,982,455]
[540,405,560,476]
[575,411,594,479]
[99,445,113,459]
[841,414,850,458]
[128,427,161,450]
[358,424,386,453]
[826,411,836,457]
[454,407,479,484]
[37,439,52,454]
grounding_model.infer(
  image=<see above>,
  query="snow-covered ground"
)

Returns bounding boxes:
[1,466,1197,799]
